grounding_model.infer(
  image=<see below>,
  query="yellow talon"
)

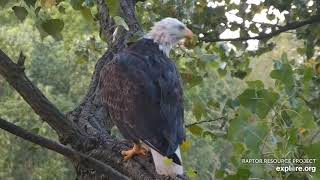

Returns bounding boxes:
[121,144,147,160]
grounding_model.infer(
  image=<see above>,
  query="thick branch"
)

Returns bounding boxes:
[97,0,142,49]
[201,15,320,42]
[0,50,80,144]
[96,0,115,44]
[69,0,143,136]
[0,118,129,180]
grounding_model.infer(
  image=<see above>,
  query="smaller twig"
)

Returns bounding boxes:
[219,116,228,130]
[283,31,297,35]
[251,20,281,28]
[185,117,226,128]
[201,15,320,42]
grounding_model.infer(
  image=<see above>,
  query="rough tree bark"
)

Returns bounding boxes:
[0,0,186,179]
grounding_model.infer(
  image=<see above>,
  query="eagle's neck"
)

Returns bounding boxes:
[144,31,178,57]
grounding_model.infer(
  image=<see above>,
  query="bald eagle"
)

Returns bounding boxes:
[100,18,193,177]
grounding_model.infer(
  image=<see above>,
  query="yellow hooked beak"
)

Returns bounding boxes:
[184,28,193,39]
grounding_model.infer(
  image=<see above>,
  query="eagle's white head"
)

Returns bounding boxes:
[144,17,193,56]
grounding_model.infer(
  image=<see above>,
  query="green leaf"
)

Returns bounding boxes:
[12,6,28,22]
[226,98,240,109]
[208,61,219,69]
[246,80,264,90]
[105,0,119,16]
[215,170,225,179]
[35,6,41,16]
[287,103,316,129]
[217,68,227,77]
[281,52,289,62]
[303,142,320,177]
[70,0,83,10]
[297,47,305,55]
[188,125,203,136]
[31,127,40,134]
[186,168,197,179]
[213,6,225,17]
[192,102,205,120]
[230,24,239,31]
[306,40,315,59]
[232,70,248,79]
[199,54,218,62]
[303,67,314,82]
[238,89,279,119]
[304,142,320,159]
[58,5,65,13]
[270,63,294,88]
[113,16,129,31]
[225,168,251,180]
[249,24,259,34]
[302,67,314,97]
[80,7,94,21]
[41,19,64,37]
[207,99,220,108]
[180,72,203,87]
[202,130,216,140]
[180,140,192,152]
[24,0,37,7]
[0,0,9,7]
[287,128,298,144]
[228,108,251,139]
[163,157,173,166]
[84,0,94,7]
[228,107,268,154]
[99,30,108,42]
[75,58,88,65]
[233,142,247,155]
[266,14,275,20]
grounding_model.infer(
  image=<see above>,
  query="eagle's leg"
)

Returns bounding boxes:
[121,143,147,160]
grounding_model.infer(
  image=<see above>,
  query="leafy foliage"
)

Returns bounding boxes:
[0,0,320,179]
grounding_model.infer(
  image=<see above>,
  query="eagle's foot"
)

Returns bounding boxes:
[121,144,147,160]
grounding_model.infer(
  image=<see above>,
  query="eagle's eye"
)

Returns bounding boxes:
[178,25,185,30]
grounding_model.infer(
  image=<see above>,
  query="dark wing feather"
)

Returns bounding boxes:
[100,39,185,156]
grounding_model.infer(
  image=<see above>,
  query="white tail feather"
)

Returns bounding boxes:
[150,147,183,177]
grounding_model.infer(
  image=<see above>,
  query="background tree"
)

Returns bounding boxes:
[0,0,319,179]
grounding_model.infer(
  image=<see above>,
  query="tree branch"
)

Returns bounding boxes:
[201,15,320,42]
[0,50,81,144]
[96,0,115,44]
[69,0,144,136]
[185,117,226,128]
[0,118,129,180]
[96,0,142,48]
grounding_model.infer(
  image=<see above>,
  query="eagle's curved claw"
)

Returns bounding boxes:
[121,144,147,160]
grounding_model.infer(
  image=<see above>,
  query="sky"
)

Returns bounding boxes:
[215,0,314,50]
[207,0,289,50]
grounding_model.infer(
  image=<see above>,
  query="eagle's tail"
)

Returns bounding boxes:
[150,147,183,177]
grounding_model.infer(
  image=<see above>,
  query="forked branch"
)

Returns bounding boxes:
[0,118,129,180]
[0,50,80,144]
[201,15,320,42]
